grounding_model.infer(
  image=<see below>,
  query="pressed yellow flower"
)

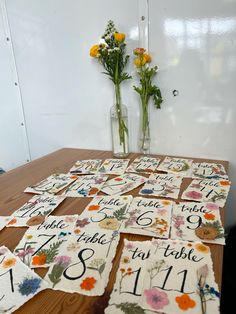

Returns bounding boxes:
[161,200,171,206]
[98,218,120,230]
[121,256,130,264]
[90,44,100,58]
[195,243,210,253]
[2,258,16,268]
[25,234,33,240]
[114,32,125,42]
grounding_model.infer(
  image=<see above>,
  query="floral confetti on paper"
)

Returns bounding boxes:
[69,159,102,175]
[181,178,231,207]
[126,156,161,174]
[171,202,225,245]
[139,173,183,199]
[120,197,173,238]
[0,246,48,313]
[191,162,228,180]
[140,239,220,314]
[157,156,193,177]
[24,173,78,195]
[97,159,130,175]
[45,229,120,296]
[63,174,108,197]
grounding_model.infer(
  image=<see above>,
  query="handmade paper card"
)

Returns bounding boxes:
[6,194,66,227]
[157,156,193,177]
[139,173,183,199]
[105,239,154,314]
[181,178,231,207]
[171,202,225,245]
[0,216,11,231]
[44,229,120,296]
[101,173,146,196]
[126,156,161,174]
[97,159,130,175]
[120,197,173,238]
[191,162,228,180]
[69,159,102,175]
[140,239,220,314]
[77,195,133,231]
[14,215,78,268]
[0,246,48,313]
[24,173,77,195]
[63,174,108,197]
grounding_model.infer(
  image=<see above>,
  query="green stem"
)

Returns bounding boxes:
[140,65,150,152]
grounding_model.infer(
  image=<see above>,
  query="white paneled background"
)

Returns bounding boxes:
[0,0,236,228]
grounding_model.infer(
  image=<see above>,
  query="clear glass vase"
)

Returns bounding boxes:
[110,104,129,158]
[139,102,150,154]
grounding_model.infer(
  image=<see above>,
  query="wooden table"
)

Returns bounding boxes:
[0,148,227,314]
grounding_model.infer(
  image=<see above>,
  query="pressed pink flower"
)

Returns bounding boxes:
[54,255,71,267]
[144,288,169,310]
[205,203,219,211]
[197,264,209,278]
[185,190,202,199]
[125,242,135,250]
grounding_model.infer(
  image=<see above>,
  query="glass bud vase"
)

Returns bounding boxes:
[139,103,150,154]
[110,104,129,158]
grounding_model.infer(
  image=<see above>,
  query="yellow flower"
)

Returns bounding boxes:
[134,47,146,55]
[25,234,33,240]
[195,243,210,253]
[98,218,120,230]
[90,44,100,58]
[2,258,16,268]
[114,32,125,42]
[143,53,152,63]
[134,58,145,67]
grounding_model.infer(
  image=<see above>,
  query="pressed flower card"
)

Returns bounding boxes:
[63,174,108,197]
[191,162,228,180]
[44,229,120,296]
[105,239,153,314]
[0,216,11,231]
[181,178,231,207]
[140,239,220,314]
[6,194,66,227]
[24,173,78,195]
[157,156,193,177]
[101,173,146,196]
[77,195,133,231]
[69,159,102,175]
[126,156,161,174]
[14,215,78,268]
[97,159,130,175]
[171,202,225,245]
[139,173,183,199]
[120,197,173,238]
[0,246,48,313]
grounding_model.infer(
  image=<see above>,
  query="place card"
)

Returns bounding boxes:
[44,229,120,296]
[171,202,225,245]
[140,239,220,314]
[139,173,183,199]
[63,174,108,197]
[0,216,11,231]
[14,215,78,268]
[77,195,133,231]
[126,156,161,174]
[191,162,228,180]
[120,197,173,238]
[97,159,130,175]
[101,173,146,196]
[69,159,102,175]
[105,239,153,314]
[181,178,231,207]
[6,194,66,227]
[0,246,48,313]
[157,156,193,177]
[24,173,78,195]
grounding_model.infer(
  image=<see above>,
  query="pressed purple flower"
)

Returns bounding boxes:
[54,255,71,267]
[76,218,90,228]
[144,288,169,310]
[141,189,154,194]
[18,277,41,296]
[17,248,34,258]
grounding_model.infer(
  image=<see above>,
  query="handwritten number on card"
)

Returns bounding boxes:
[186,215,202,229]
[32,234,57,256]
[0,269,14,292]
[90,207,110,223]
[63,248,95,280]
[155,266,193,294]
[121,267,142,296]
[136,211,154,226]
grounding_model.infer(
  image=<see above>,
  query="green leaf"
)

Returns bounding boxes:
[99,262,106,275]
[115,302,145,314]
[113,205,127,221]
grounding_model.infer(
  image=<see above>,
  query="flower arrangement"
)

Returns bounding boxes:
[133,48,163,153]
[90,20,131,156]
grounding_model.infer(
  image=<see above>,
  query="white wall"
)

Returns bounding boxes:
[1,0,236,228]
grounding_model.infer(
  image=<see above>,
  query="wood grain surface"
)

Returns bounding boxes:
[0,148,228,314]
